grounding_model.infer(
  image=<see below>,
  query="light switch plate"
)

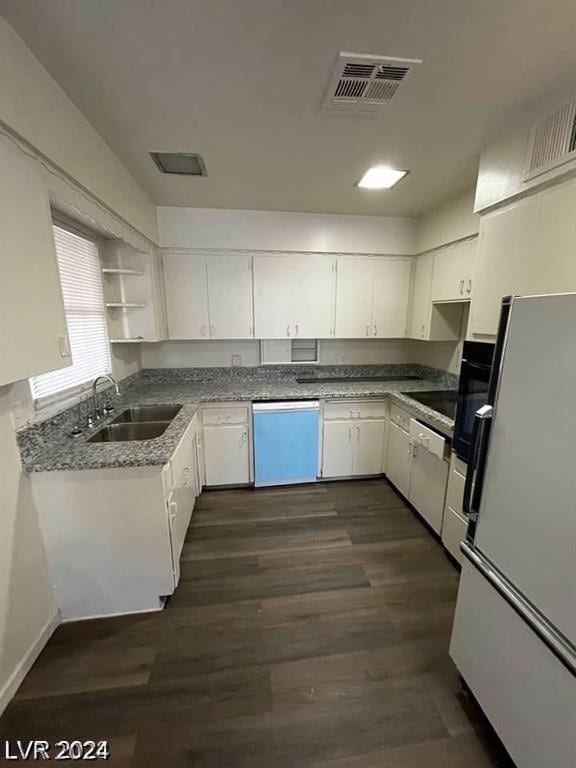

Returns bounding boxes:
[232,354,242,367]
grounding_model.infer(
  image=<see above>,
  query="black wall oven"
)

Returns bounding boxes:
[453,341,495,462]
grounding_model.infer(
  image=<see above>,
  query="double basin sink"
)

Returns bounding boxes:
[88,404,182,443]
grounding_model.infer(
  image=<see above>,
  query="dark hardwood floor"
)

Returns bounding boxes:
[0,480,513,766]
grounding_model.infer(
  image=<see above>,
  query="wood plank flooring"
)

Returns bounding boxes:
[0,479,514,766]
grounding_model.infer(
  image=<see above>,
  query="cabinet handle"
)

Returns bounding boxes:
[466,279,472,294]
[356,424,360,443]
[286,324,291,337]
[421,324,425,339]
[295,323,299,336]
[373,324,377,337]
[209,323,215,337]
[348,426,352,443]
[200,324,207,337]
[58,334,71,358]
[169,501,177,521]
[459,280,464,295]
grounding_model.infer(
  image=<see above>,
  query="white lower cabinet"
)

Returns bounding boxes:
[321,401,386,478]
[385,405,450,535]
[322,420,354,477]
[31,415,200,621]
[385,420,412,497]
[201,404,251,486]
[442,452,469,563]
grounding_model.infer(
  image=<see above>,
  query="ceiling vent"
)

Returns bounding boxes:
[524,98,576,181]
[323,52,421,113]
[150,152,207,176]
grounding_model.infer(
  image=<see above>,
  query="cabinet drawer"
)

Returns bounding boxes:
[324,400,387,421]
[442,506,468,564]
[409,418,447,460]
[202,405,249,426]
[389,404,411,432]
[445,454,467,517]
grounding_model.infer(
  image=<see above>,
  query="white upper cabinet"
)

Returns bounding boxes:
[253,255,336,338]
[253,256,295,338]
[163,252,209,339]
[431,239,476,302]
[0,140,69,386]
[372,258,411,338]
[163,252,254,339]
[292,256,335,338]
[334,258,373,338]
[408,253,462,341]
[335,257,410,338]
[408,253,433,339]
[469,179,576,338]
[206,253,253,339]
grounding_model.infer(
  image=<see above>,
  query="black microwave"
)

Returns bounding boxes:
[453,342,495,463]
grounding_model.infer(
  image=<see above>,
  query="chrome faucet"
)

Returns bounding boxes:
[87,375,120,428]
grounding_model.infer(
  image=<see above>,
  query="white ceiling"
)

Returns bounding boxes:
[1,0,575,217]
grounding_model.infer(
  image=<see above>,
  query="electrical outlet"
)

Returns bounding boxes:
[232,354,242,367]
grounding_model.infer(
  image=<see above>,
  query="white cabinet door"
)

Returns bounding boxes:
[163,253,209,339]
[334,258,374,338]
[431,239,476,302]
[203,424,250,486]
[353,420,385,476]
[535,180,576,294]
[372,258,411,338]
[408,253,433,339]
[322,420,353,478]
[385,421,411,497]
[292,256,335,338]
[253,256,293,338]
[409,445,448,534]
[206,253,253,339]
[0,140,69,385]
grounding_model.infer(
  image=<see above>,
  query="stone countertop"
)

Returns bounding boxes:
[20,367,456,472]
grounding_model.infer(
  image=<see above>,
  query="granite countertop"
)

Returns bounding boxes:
[19,365,457,472]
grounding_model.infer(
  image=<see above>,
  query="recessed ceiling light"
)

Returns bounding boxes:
[356,166,408,189]
[150,152,207,176]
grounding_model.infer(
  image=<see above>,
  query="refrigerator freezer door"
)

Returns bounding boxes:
[474,293,576,645]
[450,560,576,768]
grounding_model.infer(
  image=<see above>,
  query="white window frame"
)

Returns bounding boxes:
[30,221,112,410]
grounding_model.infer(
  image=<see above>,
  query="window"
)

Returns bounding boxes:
[30,225,111,403]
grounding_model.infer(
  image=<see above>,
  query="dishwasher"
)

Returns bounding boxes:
[252,401,320,487]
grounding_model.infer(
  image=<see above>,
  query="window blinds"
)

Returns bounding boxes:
[30,225,112,402]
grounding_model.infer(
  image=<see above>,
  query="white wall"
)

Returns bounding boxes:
[475,89,576,213]
[141,339,413,368]
[416,188,479,254]
[0,16,156,712]
[158,207,416,255]
[0,401,58,714]
[0,17,158,246]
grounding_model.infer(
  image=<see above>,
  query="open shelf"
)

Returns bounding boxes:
[102,268,144,276]
[106,302,148,308]
[110,338,145,343]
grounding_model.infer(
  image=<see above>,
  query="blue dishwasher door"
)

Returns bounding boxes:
[253,401,319,487]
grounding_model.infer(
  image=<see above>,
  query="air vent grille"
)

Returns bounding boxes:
[525,98,576,180]
[323,52,421,113]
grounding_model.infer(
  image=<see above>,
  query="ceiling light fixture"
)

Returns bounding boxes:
[356,166,408,189]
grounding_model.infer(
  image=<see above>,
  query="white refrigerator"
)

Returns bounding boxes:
[450,293,576,768]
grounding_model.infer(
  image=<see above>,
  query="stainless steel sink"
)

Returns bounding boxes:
[110,404,182,424]
[88,421,171,443]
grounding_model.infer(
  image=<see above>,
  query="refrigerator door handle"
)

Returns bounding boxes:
[463,404,493,539]
[461,542,576,676]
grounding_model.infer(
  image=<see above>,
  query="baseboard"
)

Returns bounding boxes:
[0,611,60,716]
